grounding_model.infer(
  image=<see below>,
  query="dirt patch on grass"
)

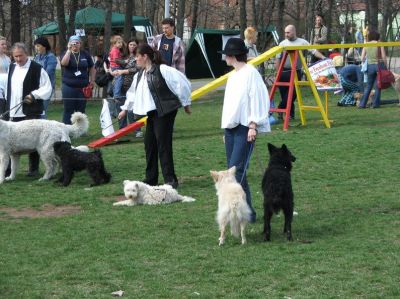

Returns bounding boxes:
[0,204,82,219]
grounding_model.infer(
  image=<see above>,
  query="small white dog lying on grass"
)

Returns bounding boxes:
[113,180,196,206]
[210,166,251,246]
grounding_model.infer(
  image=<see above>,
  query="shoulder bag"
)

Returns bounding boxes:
[376,47,394,89]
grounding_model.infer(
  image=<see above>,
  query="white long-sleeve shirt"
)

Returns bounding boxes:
[222,64,270,132]
[7,59,52,118]
[121,64,191,115]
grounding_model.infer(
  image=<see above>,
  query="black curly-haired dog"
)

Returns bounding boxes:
[261,143,296,242]
[53,141,111,187]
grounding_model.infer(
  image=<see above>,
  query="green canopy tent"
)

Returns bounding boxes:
[185,27,278,79]
[33,6,153,37]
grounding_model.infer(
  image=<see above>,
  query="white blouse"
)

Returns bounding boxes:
[122,64,191,115]
[221,64,270,132]
[8,60,52,118]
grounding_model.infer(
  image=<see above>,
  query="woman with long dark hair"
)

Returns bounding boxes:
[112,39,140,129]
[119,44,191,189]
[359,30,388,108]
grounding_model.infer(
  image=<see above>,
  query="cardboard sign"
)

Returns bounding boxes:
[308,59,341,91]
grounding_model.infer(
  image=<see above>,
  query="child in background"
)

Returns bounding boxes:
[109,36,125,107]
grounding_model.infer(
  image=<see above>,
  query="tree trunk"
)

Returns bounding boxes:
[124,0,134,40]
[68,0,79,37]
[11,0,21,44]
[277,0,285,41]
[146,0,158,32]
[176,0,186,38]
[239,0,246,38]
[368,0,379,31]
[0,0,5,37]
[56,0,67,52]
[326,0,334,43]
[191,0,200,38]
[104,0,113,54]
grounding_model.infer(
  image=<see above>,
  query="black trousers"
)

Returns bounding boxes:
[6,115,40,176]
[278,68,302,118]
[144,109,178,185]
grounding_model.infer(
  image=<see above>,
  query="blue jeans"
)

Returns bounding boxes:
[111,67,123,99]
[224,125,256,221]
[359,63,381,108]
[62,83,86,124]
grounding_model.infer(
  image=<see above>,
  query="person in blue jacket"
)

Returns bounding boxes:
[337,64,364,106]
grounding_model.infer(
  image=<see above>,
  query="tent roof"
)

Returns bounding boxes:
[185,26,277,79]
[186,26,277,52]
[33,6,152,35]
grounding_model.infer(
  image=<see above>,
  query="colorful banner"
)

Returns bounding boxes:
[308,59,342,91]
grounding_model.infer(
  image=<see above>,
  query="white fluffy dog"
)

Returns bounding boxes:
[113,180,196,206]
[0,112,89,183]
[210,166,251,246]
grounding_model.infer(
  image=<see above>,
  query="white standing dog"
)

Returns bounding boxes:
[113,180,196,206]
[0,112,89,183]
[210,166,251,245]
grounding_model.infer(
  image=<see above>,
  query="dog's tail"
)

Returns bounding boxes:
[68,112,89,138]
[230,201,251,237]
[181,196,196,203]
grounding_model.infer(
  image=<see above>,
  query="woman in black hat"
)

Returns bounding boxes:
[33,36,58,118]
[219,38,271,223]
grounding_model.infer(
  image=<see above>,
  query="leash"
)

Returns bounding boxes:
[0,101,23,119]
[240,141,255,184]
[100,118,121,133]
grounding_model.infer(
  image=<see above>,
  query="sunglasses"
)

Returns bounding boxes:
[71,42,80,46]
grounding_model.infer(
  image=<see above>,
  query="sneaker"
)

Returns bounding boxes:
[135,131,143,138]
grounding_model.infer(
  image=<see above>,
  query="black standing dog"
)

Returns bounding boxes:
[53,141,111,187]
[261,143,296,242]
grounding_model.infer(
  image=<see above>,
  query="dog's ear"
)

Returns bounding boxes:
[123,180,130,186]
[228,166,236,175]
[210,170,219,182]
[282,144,287,151]
[267,143,276,154]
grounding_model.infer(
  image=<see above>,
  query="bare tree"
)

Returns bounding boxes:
[367,0,379,30]
[124,0,134,40]
[11,0,21,44]
[239,0,246,38]
[56,0,67,51]
[191,0,200,37]
[68,0,79,37]
[104,0,112,54]
[176,0,185,38]
[146,0,158,30]
[0,0,5,37]
[277,0,285,41]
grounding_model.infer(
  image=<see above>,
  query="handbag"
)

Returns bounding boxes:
[95,72,113,87]
[376,47,394,90]
[377,67,394,89]
[82,83,93,99]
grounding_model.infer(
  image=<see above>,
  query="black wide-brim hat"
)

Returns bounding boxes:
[218,37,248,56]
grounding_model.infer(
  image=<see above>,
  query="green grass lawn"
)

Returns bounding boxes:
[0,89,399,298]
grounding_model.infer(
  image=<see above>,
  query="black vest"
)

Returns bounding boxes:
[6,60,43,120]
[136,65,181,117]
